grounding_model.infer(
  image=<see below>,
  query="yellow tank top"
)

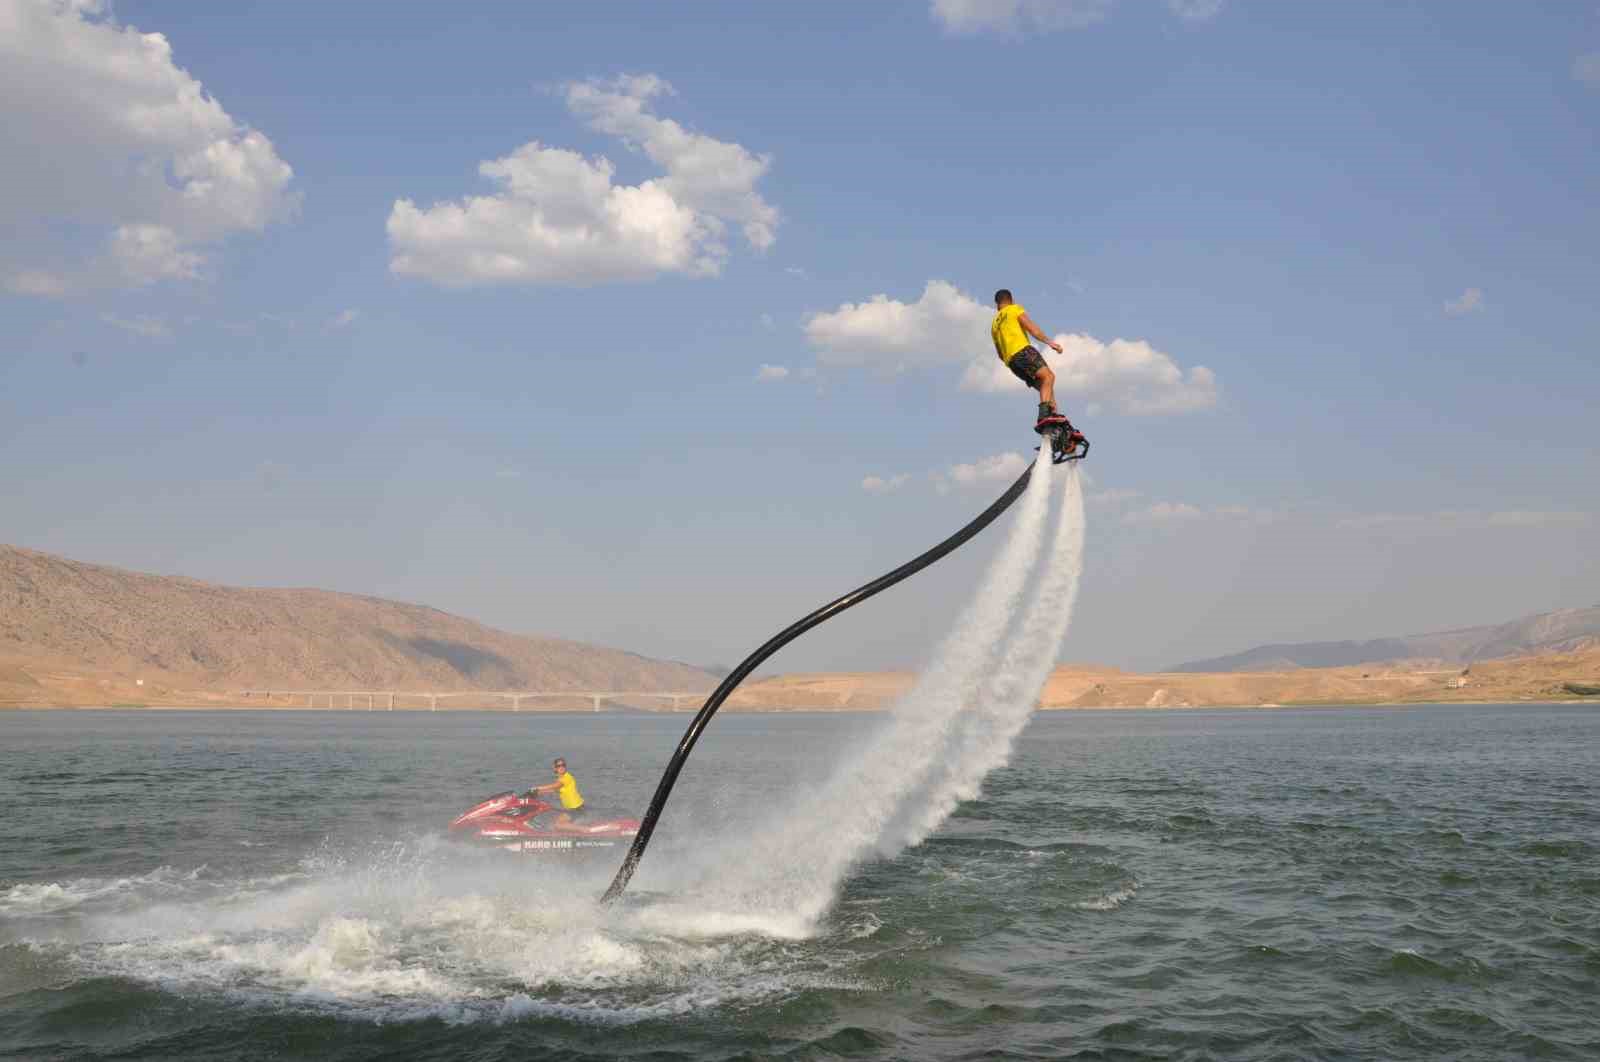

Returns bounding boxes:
[557,772,583,810]
[991,304,1030,362]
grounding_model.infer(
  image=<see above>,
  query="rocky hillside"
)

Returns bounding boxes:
[0,544,715,706]
[1171,606,1600,673]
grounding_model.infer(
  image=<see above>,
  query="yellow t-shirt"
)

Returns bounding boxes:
[556,771,583,810]
[991,304,1031,363]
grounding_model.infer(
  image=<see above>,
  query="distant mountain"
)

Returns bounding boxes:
[1171,606,1600,673]
[0,544,717,701]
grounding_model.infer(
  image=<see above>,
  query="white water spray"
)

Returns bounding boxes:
[678,449,1086,933]
[884,462,1086,851]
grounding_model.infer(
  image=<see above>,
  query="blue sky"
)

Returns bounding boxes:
[3,0,1597,672]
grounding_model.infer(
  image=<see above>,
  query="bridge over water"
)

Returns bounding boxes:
[238,690,707,711]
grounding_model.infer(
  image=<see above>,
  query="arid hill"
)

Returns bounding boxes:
[1172,606,1600,672]
[0,544,715,708]
[723,649,1600,710]
[5,543,1597,712]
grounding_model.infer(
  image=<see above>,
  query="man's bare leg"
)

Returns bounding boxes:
[1037,366,1057,412]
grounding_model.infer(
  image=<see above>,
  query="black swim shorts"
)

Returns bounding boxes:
[1006,346,1047,388]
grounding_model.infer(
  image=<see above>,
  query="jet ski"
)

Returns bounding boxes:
[448,791,640,854]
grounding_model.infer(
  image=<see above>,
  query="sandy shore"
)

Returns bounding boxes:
[6,648,1599,711]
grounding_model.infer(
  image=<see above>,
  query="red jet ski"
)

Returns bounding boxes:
[448,791,640,854]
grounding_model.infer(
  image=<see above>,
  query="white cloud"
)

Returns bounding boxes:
[0,0,296,294]
[806,280,991,371]
[930,0,1113,36]
[107,224,204,285]
[1443,287,1484,316]
[808,280,1217,414]
[756,363,790,382]
[861,474,910,494]
[565,75,779,252]
[388,75,777,287]
[963,332,1219,414]
[1168,0,1223,22]
[1575,52,1600,87]
[937,451,1031,494]
[101,312,170,339]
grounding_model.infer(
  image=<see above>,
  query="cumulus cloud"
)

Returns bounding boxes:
[1575,52,1600,87]
[0,0,296,294]
[106,224,205,285]
[1443,287,1484,316]
[565,75,779,252]
[808,280,1217,414]
[861,474,910,494]
[806,280,991,371]
[388,75,778,287]
[755,363,790,382]
[930,0,1113,35]
[1168,0,1223,22]
[935,451,1031,494]
[963,332,1218,414]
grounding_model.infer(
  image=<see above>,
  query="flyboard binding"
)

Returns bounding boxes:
[1034,414,1090,464]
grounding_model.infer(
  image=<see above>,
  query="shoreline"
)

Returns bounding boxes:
[4,697,1595,713]
[6,650,1598,713]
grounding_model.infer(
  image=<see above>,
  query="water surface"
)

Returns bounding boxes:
[2,705,1597,1060]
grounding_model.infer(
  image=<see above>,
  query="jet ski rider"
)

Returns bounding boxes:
[527,757,586,828]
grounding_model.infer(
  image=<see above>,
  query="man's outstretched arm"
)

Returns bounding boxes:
[1019,313,1063,353]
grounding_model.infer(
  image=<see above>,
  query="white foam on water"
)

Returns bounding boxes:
[663,449,1084,933]
[0,865,217,916]
[1074,880,1139,911]
[8,840,871,1023]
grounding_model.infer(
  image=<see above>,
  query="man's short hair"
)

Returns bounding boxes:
[994,289,1013,304]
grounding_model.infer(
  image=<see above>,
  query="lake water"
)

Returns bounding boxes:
[2,706,1597,1060]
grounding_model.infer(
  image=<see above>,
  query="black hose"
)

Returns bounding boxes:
[600,462,1037,903]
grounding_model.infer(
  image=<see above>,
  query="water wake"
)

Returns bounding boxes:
[666,452,1086,934]
[2,841,862,1024]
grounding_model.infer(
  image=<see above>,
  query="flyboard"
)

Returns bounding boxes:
[599,423,1090,904]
